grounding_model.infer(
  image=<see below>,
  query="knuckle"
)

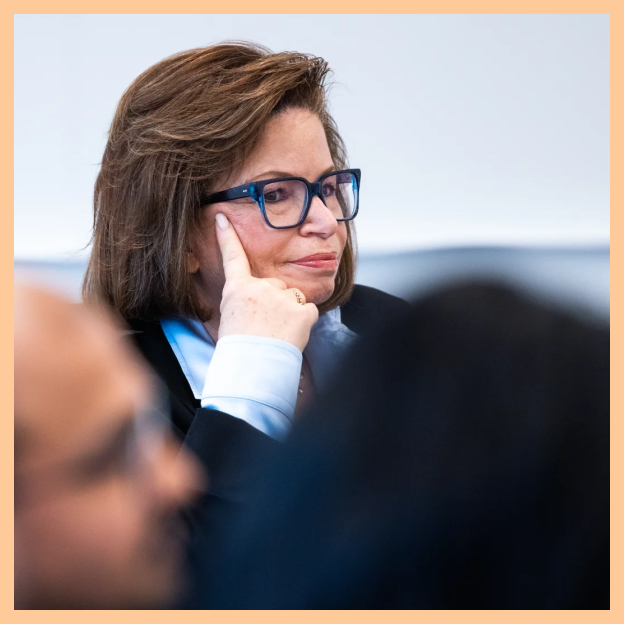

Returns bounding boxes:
[255,281,272,297]
[223,278,244,298]
[222,280,236,296]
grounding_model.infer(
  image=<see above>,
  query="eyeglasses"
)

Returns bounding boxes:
[15,385,172,506]
[202,169,361,229]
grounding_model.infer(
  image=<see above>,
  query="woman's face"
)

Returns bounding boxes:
[190,108,348,311]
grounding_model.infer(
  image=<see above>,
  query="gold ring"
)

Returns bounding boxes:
[288,288,305,305]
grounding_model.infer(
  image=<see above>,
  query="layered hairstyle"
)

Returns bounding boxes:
[83,42,356,322]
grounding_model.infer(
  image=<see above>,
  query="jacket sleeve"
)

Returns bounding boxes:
[184,407,280,505]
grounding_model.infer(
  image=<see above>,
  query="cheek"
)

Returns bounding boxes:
[230,214,295,278]
[336,223,348,257]
[21,482,150,594]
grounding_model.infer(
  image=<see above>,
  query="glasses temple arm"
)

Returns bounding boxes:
[204,184,255,205]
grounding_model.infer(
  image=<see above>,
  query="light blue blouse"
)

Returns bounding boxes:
[161,308,357,440]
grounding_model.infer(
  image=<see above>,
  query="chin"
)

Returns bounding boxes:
[301,279,336,306]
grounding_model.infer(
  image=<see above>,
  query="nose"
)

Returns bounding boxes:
[147,436,206,509]
[299,195,339,238]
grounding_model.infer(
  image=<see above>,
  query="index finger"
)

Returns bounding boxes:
[215,213,251,281]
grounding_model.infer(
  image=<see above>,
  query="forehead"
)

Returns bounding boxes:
[15,312,151,471]
[234,109,333,183]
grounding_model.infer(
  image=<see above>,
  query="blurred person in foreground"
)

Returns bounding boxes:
[188,283,609,609]
[14,284,203,609]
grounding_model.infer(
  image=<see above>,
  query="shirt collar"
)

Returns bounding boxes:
[160,308,358,400]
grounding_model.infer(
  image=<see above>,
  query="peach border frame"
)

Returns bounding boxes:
[6,4,617,619]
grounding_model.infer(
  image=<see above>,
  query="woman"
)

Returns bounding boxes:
[83,42,406,458]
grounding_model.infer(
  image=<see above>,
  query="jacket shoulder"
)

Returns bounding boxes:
[128,319,199,437]
[340,285,410,336]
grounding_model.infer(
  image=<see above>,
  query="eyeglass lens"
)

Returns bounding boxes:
[123,395,171,489]
[262,172,357,227]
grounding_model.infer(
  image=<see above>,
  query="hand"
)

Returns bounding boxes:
[215,213,319,352]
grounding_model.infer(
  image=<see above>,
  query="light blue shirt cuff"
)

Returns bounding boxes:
[201,335,303,441]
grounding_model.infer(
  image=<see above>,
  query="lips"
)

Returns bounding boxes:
[291,253,338,269]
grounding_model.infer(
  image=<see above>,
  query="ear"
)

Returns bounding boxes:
[187,249,200,274]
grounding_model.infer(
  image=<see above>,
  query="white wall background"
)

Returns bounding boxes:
[14,14,609,259]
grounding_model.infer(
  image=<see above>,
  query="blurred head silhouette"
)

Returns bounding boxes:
[14,284,202,609]
[202,283,609,609]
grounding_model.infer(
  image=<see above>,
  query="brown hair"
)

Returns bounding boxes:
[83,41,357,322]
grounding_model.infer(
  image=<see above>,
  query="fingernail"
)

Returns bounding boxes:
[215,213,228,230]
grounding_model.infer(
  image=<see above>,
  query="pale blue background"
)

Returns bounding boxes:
[14,15,610,319]
[15,14,609,257]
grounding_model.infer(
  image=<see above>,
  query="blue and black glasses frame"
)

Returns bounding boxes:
[201,168,361,229]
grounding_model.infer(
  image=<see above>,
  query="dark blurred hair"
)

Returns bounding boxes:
[83,41,356,322]
[197,283,609,609]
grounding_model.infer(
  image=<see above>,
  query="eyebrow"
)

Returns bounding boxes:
[244,166,336,184]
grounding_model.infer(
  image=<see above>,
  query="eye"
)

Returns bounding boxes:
[322,181,337,197]
[263,185,289,203]
[77,423,134,482]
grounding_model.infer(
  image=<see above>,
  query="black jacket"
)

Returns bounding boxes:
[184,283,610,609]
[129,285,408,503]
